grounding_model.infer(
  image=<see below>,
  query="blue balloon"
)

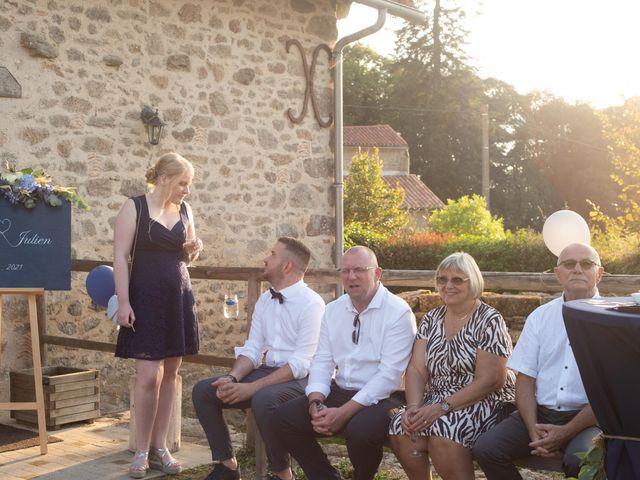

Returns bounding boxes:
[86,265,115,307]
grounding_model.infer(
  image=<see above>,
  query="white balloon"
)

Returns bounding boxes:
[542,210,591,257]
[107,294,119,325]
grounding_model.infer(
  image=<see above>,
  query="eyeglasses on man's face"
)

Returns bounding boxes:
[435,276,469,286]
[352,313,361,344]
[340,266,376,276]
[558,259,600,270]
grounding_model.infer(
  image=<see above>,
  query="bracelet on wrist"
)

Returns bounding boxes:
[225,374,238,383]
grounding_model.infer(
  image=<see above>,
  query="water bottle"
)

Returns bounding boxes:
[223,294,239,319]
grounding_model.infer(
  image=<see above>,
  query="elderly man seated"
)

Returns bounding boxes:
[473,243,603,479]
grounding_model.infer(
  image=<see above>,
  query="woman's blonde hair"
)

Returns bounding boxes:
[436,251,484,299]
[145,152,194,186]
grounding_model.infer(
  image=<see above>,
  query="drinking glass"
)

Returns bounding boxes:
[223,293,239,319]
[408,411,423,457]
[409,431,423,457]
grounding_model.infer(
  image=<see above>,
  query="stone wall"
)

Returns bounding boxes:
[399,290,557,343]
[0,0,338,417]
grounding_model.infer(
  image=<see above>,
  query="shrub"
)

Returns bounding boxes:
[593,227,640,274]
[344,147,408,235]
[370,230,556,272]
[375,232,454,270]
[348,208,640,274]
[344,222,388,249]
[446,230,556,272]
[428,194,506,239]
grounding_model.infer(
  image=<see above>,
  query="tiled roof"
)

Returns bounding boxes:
[382,174,445,210]
[344,124,408,148]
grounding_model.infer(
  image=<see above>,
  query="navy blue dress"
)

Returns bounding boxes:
[115,195,199,360]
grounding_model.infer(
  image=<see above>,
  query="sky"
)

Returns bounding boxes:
[338,0,640,108]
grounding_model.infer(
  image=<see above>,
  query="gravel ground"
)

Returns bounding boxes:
[177,416,561,480]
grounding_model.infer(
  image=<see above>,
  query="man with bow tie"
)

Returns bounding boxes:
[193,237,325,480]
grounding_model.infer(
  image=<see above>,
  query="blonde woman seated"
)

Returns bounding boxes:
[389,252,515,480]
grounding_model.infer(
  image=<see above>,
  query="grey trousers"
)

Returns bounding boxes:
[473,406,601,479]
[192,366,307,472]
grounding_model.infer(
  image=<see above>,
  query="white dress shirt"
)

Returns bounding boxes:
[508,294,595,411]
[234,279,325,379]
[306,283,416,407]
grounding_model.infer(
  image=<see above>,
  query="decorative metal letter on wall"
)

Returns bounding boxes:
[285,39,333,128]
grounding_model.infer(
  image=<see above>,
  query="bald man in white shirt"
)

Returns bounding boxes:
[192,237,325,480]
[473,243,603,479]
[275,246,417,480]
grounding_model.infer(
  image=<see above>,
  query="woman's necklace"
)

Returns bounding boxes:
[447,299,479,321]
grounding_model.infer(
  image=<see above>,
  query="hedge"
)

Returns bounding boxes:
[356,230,640,274]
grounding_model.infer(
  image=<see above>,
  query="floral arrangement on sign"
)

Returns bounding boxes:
[0,163,88,209]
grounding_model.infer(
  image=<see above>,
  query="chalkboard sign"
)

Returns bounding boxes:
[0,201,71,290]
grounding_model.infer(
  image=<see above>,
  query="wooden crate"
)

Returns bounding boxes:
[10,366,100,429]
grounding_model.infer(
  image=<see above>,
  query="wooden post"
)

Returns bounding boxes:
[0,288,48,454]
[36,293,47,366]
[247,411,266,479]
[245,273,261,331]
[244,274,263,459]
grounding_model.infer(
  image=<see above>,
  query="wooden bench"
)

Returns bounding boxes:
[248,414,563,477]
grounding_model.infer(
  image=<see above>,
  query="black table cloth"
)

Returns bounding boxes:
[563,297,640,480]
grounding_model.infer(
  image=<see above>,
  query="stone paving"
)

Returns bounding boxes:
[0,412,213,480]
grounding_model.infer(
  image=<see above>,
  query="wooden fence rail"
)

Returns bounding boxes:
[36,259,640,367]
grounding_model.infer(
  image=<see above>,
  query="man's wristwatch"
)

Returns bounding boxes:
[440,400,451,413]
[225,374,238,383]
[309,399,324,410]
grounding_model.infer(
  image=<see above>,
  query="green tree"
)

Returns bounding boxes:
[428,194,505,238]
[482,81,564,230]
[395,0,471,75]
[343,43,393,126]
[592,97,640,231]
[344,148,408,235]
[389,0,486,201]
[341,2,617,233]
[521,95,618,220]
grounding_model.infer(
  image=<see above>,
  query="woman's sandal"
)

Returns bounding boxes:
[149,447,182,474]
[128,451,149,479]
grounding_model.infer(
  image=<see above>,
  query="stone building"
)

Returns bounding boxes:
[344,124,410,174]
[0,0,338,415]
[344,124,444,228]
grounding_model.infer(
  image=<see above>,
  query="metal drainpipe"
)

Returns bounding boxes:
[333,8,388,298]
[354,0,428,24]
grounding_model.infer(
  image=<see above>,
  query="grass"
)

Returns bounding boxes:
[155,446,407,480]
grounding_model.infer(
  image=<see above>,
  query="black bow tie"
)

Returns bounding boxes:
[269,288,284,304]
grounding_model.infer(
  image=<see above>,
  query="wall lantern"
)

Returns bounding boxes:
[140,105,165,145]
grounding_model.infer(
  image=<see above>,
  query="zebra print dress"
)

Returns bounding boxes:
[389,302,515,448]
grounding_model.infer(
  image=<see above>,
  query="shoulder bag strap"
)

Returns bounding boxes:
[129,197,142,277]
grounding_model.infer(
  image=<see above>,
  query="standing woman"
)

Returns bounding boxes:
[388,252,515,480]
[113,152,203,478]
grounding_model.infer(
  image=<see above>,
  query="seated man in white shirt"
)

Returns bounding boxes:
[473,242,603,478]
[274,246,417,480]
[192,237,325,480]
